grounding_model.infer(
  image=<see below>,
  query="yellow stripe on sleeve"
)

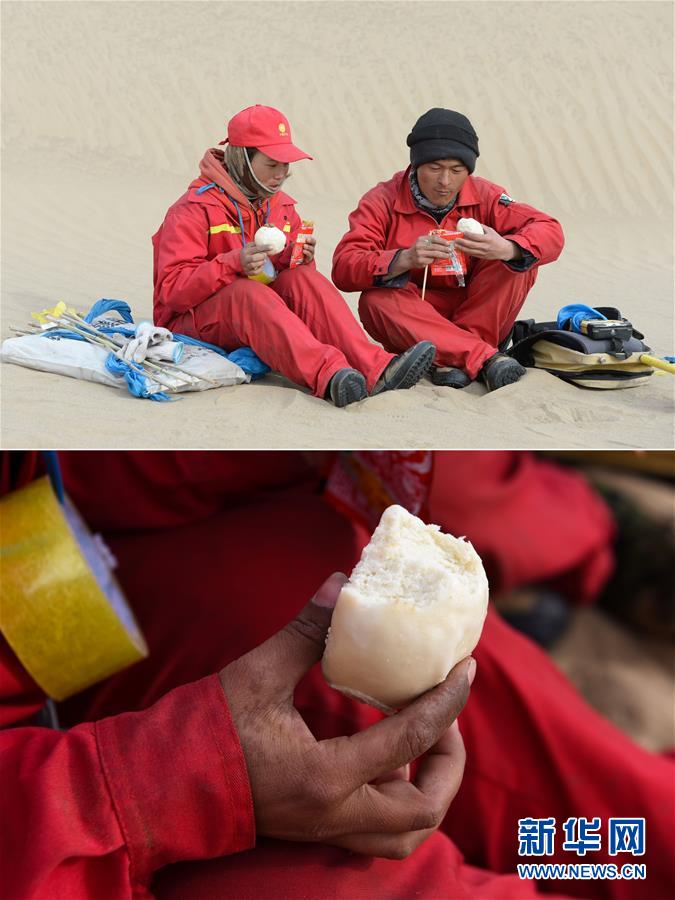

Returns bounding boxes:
[209,223,242,235]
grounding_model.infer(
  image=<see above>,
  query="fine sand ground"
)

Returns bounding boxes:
[551,607,675,753]
[1,1,673,449]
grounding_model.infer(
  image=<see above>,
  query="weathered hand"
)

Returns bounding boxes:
[330,721,466,858]
[403,235,458,270]
[454,224,520,261]
[240,241,272,276]
[218,572,475,859]
[301,235,317,264]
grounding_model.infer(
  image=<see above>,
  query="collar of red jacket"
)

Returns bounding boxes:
[393,166,480,215]
[187,148,296,214]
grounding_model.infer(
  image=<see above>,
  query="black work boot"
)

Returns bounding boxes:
[372,341,435,395]
[327,368,368,408]
[480,352,526,391]
[431,366,472,389]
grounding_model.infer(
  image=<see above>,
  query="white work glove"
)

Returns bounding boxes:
[121,322,173,363]
[145,340,184,363]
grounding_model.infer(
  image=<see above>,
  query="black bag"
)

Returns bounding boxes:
[506,307,653,389]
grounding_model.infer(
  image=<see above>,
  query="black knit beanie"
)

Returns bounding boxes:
[407,108,479,172]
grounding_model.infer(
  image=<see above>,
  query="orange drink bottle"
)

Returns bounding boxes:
[290,220,314,268]
[429,228,466,286]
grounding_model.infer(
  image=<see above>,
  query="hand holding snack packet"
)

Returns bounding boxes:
[429,229,467,284]
[290,220,315,267]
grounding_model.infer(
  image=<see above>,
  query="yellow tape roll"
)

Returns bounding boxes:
[0,477,148,700]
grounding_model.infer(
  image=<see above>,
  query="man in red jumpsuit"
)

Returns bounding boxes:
[152,105,434,407]
[332,109,565,391]
[1,452,673,900]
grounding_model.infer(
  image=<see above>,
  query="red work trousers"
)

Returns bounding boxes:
[169,266,394,397]
[359,258,538,379]
[56,473,673,900]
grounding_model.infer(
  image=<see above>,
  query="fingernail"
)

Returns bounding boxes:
[466,658,477,687]
[311,572,347,608]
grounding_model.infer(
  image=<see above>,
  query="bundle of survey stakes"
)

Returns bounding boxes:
[1,299,270,401]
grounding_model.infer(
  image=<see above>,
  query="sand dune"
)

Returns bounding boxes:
[2,1,673,448]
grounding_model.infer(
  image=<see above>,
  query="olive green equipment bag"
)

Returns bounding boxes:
[506,307,653,389]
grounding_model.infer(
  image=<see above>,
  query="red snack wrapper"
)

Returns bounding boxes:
[290,220,314,268]
[429,229,466,276]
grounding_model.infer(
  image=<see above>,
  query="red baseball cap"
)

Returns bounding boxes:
[219,105,313,163]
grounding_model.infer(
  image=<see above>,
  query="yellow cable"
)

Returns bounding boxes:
[640,354,675,375]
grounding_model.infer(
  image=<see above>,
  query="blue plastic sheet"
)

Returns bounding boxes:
[228,347,270,378]
[557,304,607,333]
[104,354,171,401]
[40,328,89,342]
[85,298,135,324]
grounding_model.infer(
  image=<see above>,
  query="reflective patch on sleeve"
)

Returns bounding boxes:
[209,223,241,235]
[499,193,515,206]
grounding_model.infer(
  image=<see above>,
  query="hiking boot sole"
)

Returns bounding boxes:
[481,353,526,391]
[373,341,435,395]
[330,370,368,407]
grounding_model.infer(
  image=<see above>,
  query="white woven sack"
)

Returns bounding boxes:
[1,334,249,394]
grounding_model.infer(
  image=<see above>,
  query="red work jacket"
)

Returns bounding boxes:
[0,453,258,900]
[0,658,254,899]
[152,150,304,328]
[331,167,564,293]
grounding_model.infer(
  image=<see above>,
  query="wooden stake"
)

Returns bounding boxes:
[58,314,195,388]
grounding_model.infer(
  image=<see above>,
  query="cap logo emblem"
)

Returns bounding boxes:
[278,123,287,135]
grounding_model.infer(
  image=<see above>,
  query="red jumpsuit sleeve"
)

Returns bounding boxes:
[485,192,565,268]
[331,186,400,292]
[0,674,255,899]
[154,204,244,314]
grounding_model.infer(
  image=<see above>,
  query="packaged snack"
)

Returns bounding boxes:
[289,220,314,268]
[429,229,466,278]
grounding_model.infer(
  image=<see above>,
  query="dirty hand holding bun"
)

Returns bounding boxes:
[218,571,475,859]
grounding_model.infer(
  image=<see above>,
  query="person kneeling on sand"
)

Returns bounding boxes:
[152,105,434,407]
[332,108,565,391]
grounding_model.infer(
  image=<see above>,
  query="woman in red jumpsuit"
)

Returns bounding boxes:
[152,105,434,407]
[1,451,672,900]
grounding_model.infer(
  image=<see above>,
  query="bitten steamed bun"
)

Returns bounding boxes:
[322,504,488,713]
